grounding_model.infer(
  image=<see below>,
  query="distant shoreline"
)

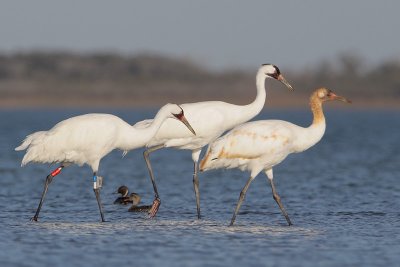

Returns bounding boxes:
[0,96,398,110]
[1,52,399,110]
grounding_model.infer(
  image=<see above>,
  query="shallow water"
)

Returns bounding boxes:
[0,109,399,267]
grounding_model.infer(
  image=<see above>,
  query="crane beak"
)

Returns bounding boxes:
[180,115,196,135]
[277,74,294,91]
[174,106,196,135]
[330,92,352,104]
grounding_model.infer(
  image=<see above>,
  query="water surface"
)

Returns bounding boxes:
[0,109,399,267]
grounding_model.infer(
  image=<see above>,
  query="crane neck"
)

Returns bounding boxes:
[119,109,170,151]
[310,94,325,126]
[253,70,268,111]
[294,94,326,152]
[133,109,170,144]
[227,70,267,127]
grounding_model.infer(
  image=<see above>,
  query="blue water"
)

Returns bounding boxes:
[0,109,399,267]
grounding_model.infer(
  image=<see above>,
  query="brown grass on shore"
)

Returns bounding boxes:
[0,52,399,109]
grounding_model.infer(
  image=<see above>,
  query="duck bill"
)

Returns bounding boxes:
[278,74,294,91]
[331,93,352,103]
[180,115,196,135]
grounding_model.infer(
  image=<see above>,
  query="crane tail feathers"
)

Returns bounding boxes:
[15,131,51,166]
[15,143,28,151]
[15,131,46,151]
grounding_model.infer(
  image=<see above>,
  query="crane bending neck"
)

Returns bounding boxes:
[120,109,170,151]
[135,109,169,143]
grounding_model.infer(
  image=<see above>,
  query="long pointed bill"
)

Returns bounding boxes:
[277,74,294,91]
[179,115,196,135]
[330,93,352,104]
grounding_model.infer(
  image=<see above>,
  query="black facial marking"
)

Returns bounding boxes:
[267,72,279,79]
[262,63,281,79]
[173,110,184,120]
[274,65,281,75]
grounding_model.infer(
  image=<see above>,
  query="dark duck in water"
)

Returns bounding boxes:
[114,185,152,212]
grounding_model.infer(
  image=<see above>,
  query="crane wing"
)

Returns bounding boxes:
[219,121,295,158]
[201,120,298,171]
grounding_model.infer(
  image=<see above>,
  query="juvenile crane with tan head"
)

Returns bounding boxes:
[200,88,351,226]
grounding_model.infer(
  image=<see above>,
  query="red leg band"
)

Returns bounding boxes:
[51,167,63,177]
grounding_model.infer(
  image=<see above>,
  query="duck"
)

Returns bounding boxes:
[114,185,152,212]
[114,185,139,205]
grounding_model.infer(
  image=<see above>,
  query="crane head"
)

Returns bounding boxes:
[261,64,294,91]
[317,88,352,104]
[172,105,196,136]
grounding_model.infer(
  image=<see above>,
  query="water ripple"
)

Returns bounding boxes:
[1,110,399,267]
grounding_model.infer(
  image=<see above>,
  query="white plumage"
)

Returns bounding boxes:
[15,103,195,222]
[135,64,294,218]
[18,114,127,168]
[200,88,351,226]
[199,119,327,174]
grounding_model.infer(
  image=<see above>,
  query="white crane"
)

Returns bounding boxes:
[134,64,293,218]
[15,103,195,222]
[199,88,351,226]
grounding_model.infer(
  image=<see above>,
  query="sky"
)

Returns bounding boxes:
[0,0,399,70]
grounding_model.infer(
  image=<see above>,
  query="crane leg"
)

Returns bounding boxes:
[143,145,164,218]
[93,172,105,222]
[193,161,201,219]
[31,165,64,222]
[230,176,255,226]
[268,178,292,226]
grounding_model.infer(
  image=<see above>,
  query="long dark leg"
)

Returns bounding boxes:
[266,169,292,226]
[230,176,255,226]
[193,161,201,219]
[31,165,64,222]
[268,178,292,226]
[143,145,164,218]
[93,172,105,222]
